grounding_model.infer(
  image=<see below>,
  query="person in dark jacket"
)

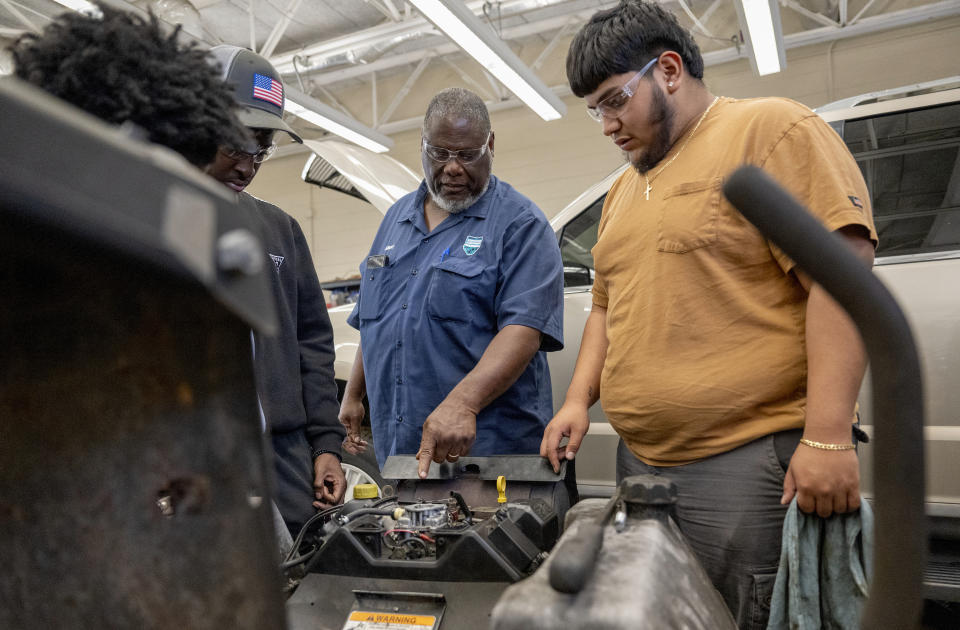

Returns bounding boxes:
[205,45,346,535]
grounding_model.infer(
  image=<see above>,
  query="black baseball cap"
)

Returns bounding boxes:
[209,45,303,144]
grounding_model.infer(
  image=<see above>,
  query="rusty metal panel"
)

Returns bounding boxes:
[0,201,286,630]
[0,80,286,629]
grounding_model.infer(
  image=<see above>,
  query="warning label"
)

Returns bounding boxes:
[343,610,437,629]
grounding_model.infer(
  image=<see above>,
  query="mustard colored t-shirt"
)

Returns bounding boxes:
[592,96,877,466]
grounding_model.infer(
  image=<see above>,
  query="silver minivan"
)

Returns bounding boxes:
[306,77,960,598]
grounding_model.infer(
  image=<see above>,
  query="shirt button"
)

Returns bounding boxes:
[411,269,418,276]
[396,377,403,385]
[397,416,403,423]
[401,303,407,310]
[396,340,402,348]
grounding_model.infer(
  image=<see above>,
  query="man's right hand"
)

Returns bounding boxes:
[540,404,591,473]
[338,394,368,455]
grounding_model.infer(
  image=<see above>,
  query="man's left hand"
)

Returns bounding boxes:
[416,400,477,478]
[313,452,346,509]
[781,444,860,517]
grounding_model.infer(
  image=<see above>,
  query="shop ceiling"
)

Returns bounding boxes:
[3,0,958,141]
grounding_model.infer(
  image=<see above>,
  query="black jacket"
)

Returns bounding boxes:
[241,192,344,531]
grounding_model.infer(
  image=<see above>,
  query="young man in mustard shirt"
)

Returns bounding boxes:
[541,2,876,627]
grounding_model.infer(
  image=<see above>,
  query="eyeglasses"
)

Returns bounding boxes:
[422,132,492,164]
[219,143,277,164]
[586,57,659,122]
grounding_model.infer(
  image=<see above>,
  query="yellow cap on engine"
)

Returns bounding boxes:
[353,484,379,499]
[497,475,507,504]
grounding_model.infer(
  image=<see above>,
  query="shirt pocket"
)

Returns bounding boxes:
[426,257,488,324]
[657,177,721,253]
[358,262,395,320]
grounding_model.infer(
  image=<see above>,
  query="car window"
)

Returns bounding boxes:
[559,194,605,287]
[839,101,960,257]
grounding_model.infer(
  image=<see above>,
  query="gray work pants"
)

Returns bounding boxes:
[616,429,802,630]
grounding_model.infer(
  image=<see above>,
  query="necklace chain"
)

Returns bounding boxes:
[643,96,720,200]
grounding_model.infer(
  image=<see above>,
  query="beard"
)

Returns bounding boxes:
[630,82,675,175]
[425,175,490,214]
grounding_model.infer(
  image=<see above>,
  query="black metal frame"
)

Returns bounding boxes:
[725,166,926,629]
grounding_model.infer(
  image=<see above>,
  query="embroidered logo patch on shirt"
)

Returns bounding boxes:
[269,254,285,271]
[463,235,483,256]
[848,195,864,209]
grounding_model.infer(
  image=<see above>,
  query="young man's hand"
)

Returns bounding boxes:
[781,445,860,517]
[313,453,346,509]
[540,403,591,474]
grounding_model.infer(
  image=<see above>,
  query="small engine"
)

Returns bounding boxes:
[398,502,448,529]
[340,497,471,561]
[284,455,575,630]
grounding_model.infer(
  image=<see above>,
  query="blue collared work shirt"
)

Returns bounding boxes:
[348,176,564,467]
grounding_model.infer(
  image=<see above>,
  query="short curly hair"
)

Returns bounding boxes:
[422,87,490,138]
[566,0,704,98]
[11,5,251,167]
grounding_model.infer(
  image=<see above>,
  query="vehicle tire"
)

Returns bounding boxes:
[341,447,387,500]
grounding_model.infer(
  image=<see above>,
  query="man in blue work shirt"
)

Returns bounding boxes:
[339,87,564,478]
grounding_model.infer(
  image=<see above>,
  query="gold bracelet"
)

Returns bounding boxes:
[800,438,855,451]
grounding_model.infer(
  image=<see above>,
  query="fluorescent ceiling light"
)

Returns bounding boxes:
[51,0,100,15]
[407,0,565,121]
[286,88,393,153]
[735,0,787,76]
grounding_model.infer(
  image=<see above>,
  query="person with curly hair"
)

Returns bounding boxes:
[10,4,251,167]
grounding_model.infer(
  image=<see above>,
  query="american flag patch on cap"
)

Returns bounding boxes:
[253,73,283,107]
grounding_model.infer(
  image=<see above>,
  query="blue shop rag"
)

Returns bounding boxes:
[767,497,874,630]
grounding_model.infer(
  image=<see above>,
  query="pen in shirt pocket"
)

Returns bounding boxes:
[439,247,450,262]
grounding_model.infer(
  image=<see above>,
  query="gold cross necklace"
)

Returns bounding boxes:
[643,96,720,200]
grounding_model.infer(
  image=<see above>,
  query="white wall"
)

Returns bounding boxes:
[247,16,960,285]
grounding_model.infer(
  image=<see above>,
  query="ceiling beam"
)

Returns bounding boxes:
[316,84,355,119]
[381,0,402,22]
[699,0,724,26]
[336,1,960,137]
[258,0,303,58]
[532,20,574,71]
[439,55,497,101]
[675,0,715,37]
[283,8,606,87]
[269,0,614,73]
[708,0,960,64]
[247,0,256,51]
[782,0,841,28]
[379,56,430,125]
[850,0,882,25]
[286,86,394,152]
[277,0,960,94]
